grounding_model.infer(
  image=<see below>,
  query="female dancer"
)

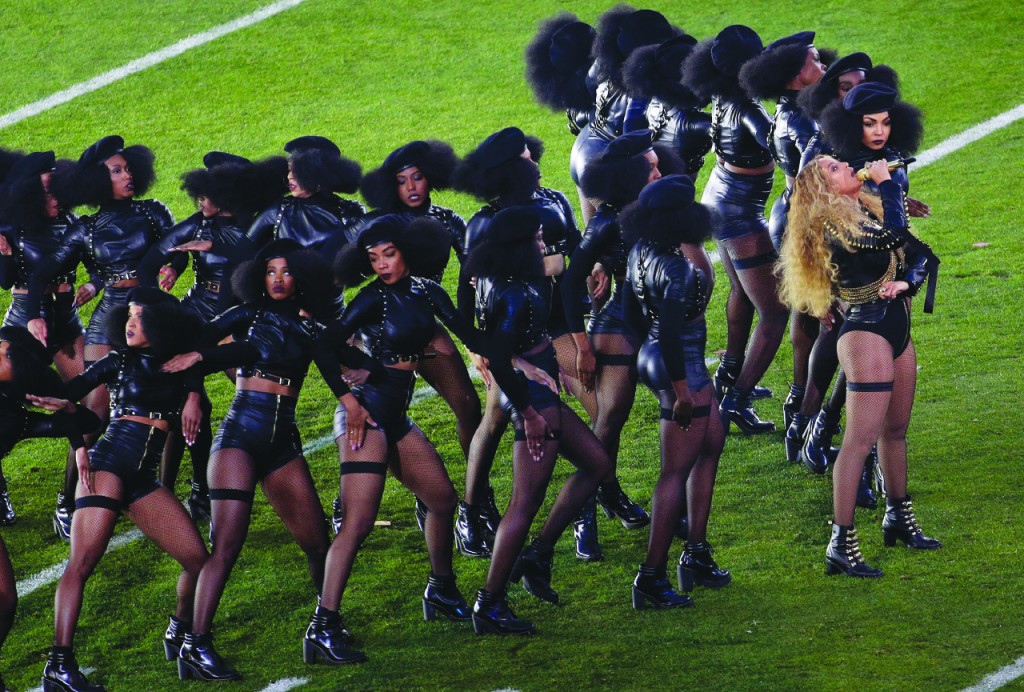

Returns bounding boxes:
[779,154,940,578]
[682,25,785,432]
[27,135,174,540]
[302,214,541,663]
[36,288,208,690]
[561,129,664,559]
[463,205,611,634]
[170,240,372,681]
[138,151,285,518]
[0,325,100,690]
[619,175,731,607]
[738,31,827,441]
[0,151,87,523]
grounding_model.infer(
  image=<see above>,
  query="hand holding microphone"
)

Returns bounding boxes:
[856,157,916,181]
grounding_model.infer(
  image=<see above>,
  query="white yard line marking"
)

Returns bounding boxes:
[962,656,1024,692]
[0,0,310,130]
[17,529,143,598]
[913,104,1024,169]
[258,678,309,692]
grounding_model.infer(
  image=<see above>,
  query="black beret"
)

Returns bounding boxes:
[79,135,124,167]
[127,286,178,309]
[843,82,898,114]
[637,174,696,210]
[256,238,304,262]
[605,129,654,160]
[358,214,408,250]
[489,206,541,245]
[617,10,674,56]
[656,33,698,67]
[382,141,430,175]
[823,52,872,82]
[477,127,527,170]
[711,25,763,75]
[5,151,55,182]
[549,21,595,73]
[765,31,815,52]
[284,136,341,156]
[203,151,252,169]
[0,325,50,364]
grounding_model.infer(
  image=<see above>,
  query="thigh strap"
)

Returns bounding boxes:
[340,461,388,476]
[75,495,122,513]
[209,488,256,503]
[847,381,894,392]
[732,251,778,270]
[513,427,562,441]
[595,353,635,367]
[660,405,712,421]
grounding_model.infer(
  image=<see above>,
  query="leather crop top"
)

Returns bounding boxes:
[624,239,710,381]
[0,212,88,290]
[589,70,650,141]
[770,91,819,178]
[477,277,551,355]
[646,100,714,174]
[561,204,626,333]
[248,193,364,260]
[711,96,774,169]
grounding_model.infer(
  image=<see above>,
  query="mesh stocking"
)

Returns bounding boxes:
[552,333,598,420]
[717,245,755,360]
[576,187,597,226]
[0,537,14,653]
[464,382,509,505]
[262,456,331,593]
[800,316,842,416]
[591,333,639,467]
[790,310,820,388]
[418,327,482,458]
[160,390,213,491]
[876,341,916,500]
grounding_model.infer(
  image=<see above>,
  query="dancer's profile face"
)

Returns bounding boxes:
[837,70,867,100]
[40,172,59,218]
[287,164,313,199]
[125,304,150,348]
[106,154,134,200]
[796,47,826,87]
[644,150,661,185]
[0,341,11,382]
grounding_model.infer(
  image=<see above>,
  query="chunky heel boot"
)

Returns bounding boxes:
[482,486,502,545]
[330,496,344,535]
[782,384,805,431]
[801,410,835,474]
[596,477,650,529]
[785,413,812,463]
[303,606,366,665]
[510,541,559,604]
[0,475,15,526]
[177,632,241,681]
[472,589,535,635]
[42,647,104,692]
[632,564,693,610]
[188,481,211,523]
[677,542,732,592]
[720,388,775,434]
[53,492,72,543]
[454,501,491,558]
[163,615,189,661]
[856,448,879,510]
[572,496,603,561]
[825,524,883,578]
[882,495,941,549]
[423,573,471,622]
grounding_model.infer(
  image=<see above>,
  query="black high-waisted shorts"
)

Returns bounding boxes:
[212,389,302,479]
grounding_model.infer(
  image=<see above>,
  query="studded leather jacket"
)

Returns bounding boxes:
[248,192,365,260]
[646,100,713,174]
[711,96,774,168]
[589,64,650,140]
[477,277,551,356]
[561,203,626,333]
[770,91,819,178]
[0,213,92,290]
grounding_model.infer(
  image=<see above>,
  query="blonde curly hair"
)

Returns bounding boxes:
[776,156,885,318]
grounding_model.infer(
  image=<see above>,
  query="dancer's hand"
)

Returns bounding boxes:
[672,380,694,430]
[27,318,48,346]
[906,197,931,218]
[76,447,94,495]
[590,264,610,300]
[341,368,370,387]
[163,351,202,372]
[340,393,376,451]
[878,280,909,300]
[26,394,74,412]
[571,333,596,392]
[521,407,550,461]
[74,282,97,307]
[469,351,493,389]
[514,357,558,394]
[172,240,213,253]
[158,266,178,291]
[181,393,202,446]
[0,234,11,255]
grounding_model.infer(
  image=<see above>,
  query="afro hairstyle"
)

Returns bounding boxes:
[818,97,924,160]
[681,37,746,102]
[580,147,653,207]
[233,245,336,318]
[288,148,361,195]
[524,12,595,112]
[181,157,289,220]
[462,207,545,282]
[332,216,452,288]
[51,144,156,209]
[797,61,900,121]
[452,150,541,204]
[622,39,705,110]
[103,296,203,357]
[360,141,460,211]
[619,196,716,249]
[740,43,815,101]
[0,157,74,232]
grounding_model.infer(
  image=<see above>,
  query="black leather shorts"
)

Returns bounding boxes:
[636,324,713,395]
[841,298,912,359]
[3,292,84,353]
[212,390,302,478]
[85,285,132,346]
[702,164,773,241]
[587,283,640,338]
[500,341,562,421]
[88,418,165,504]
[334,367,416,444]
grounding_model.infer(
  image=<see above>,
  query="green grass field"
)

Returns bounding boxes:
[1,0,1023,689]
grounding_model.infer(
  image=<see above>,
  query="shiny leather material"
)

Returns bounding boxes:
[0,475,14,525]
[701,164,774,240]
[677,542,732,591]
[801,409,836,474]
[510,544,559,604]
[422,573,471,622]
[477,277,551,355]
[770,92,819,177]
[710,96,773,169]
[825,524,883,578]
[720,388,775,434]
[163,615,189,661]
[632,565,694,609]
[346,204,467,282]
[454,501,491,558]
[572,495,603,561]
[303,609,366,665]
[249,192,364,261]
[562,204,628,334]
[0,212,81,290]
[472,590,536,635]
[595,478,650,530]
[41,647,105,692]
[857,449,879,510]
[67,350,199,421]
[177,632,241,681]
[882,496,942,549]
[785,413,812,463]
[647,100,713,174]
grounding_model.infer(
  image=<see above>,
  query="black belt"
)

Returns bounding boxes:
[111,406,175,421]
[103,270,138,284]
[198,279,221,293]
[381,352,435,365]
[240,368,294,387]
[543,240,568,257]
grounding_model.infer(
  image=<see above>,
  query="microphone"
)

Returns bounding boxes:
[856,157,917,181]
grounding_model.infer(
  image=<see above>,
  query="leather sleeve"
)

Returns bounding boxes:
[0,229,14,290]
[739,100,773,152]
[247,203,281,247]
[65,351,122,402]
[137,217,196,286]
[656,255,699,382]
[561,213,616,333]
[25,223,87,319]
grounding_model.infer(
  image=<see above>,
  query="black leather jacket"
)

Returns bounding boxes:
[478,276,551,355]
[590,65,650,140]
[0,213,89,290]
[248,193,365,260]
[647,100,713,174]
[770,91,819,179]
[561,203,626,333]
[711,96,774,168]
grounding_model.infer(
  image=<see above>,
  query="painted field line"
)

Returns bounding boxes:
[17,529,143,598]
[914,104,1024,169]
[962,656,1024,692]
[0,0,310,130]
[259,677,309,692]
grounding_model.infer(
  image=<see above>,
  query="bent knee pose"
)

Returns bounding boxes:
[37,289,208,690]
[779,152,939,579]
[620,176,731,608]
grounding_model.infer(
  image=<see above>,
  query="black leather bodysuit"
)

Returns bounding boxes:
[768,91,820,248]
[248,193,365,261]
[646,99,714,175]
[570,66,651,185]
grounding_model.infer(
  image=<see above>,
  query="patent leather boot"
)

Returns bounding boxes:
[423,572,471,621]
[882,496,942,549]
[42,647,104,692]
[163,615,189,660]
[596,477,650,529]
[677,542,732,592]
[177,632,241,681]
[188,481,211,523]
[632,564,693,609]
[572,495,603,561]
[454,501,491,558]
[510,542,559,604]
[856,449,879,509]
[801,410,835,474]
[720,388,775,434]
[482,485,502,545]
[825,524,883,578]
[0,475,15,525]
[303,607,366,665]
[785,413,812,463]
[53,492,72,543]
[782,384,805,431]
[330,496,344,535]
[471,589,535,635]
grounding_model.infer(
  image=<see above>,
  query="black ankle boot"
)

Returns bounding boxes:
[53,492,72,543]
[782,384,805,431]
[482,486,502,543]
[720,388,775,434]
[303,606,366,665]
[0,475,15,526]
[330,496,344,535]
[856,449,878,510]
[572,495,603,561]
[423,573,471,622]
[414,496,428,533]
[596,477,650,529]
[801,410,835,474]
[677,542,732,592]
[177,631,241,681]
[510,542,559,604]
[471,589,535,635]
[882,495,942,549]
[187,481,211,523]
[42,647,104,692]
[825,523,883,578]
[163,615,190,661]
[714,358,771,400]
[454,501,491,558]
[785,413,812,463]
[632,564,693,610]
